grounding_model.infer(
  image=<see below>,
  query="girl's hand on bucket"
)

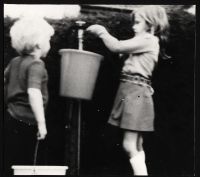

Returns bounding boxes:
[86,25,108,37]
[37,122,47,140]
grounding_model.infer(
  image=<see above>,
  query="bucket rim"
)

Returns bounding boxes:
[11,165,68,170]
[59,49,103,59]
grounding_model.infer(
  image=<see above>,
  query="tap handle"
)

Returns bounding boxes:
[75,21,86,28]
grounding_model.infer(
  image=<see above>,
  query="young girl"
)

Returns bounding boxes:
[4,17,54,176]
[87,5,169,175]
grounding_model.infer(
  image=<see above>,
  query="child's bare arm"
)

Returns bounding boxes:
[87,25,157,54]
[28,88,47,140]
[100,35,156,53]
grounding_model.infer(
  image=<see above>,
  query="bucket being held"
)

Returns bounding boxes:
[59,49,103,100]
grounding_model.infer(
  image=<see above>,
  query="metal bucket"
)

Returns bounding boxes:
[59,49,103,100]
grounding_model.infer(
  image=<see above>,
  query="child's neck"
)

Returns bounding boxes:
[30,50,42,60]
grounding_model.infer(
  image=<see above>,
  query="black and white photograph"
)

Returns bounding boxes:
[2,3,198,177]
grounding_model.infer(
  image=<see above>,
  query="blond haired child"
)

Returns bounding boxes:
[87,5,169,175]
[4,17,54,176]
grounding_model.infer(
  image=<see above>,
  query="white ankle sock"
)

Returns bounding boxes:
[129,151,148,175]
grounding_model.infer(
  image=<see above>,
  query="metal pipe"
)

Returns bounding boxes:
[77,99,82,175]
[75,21,86,50]
[75,20,86,175]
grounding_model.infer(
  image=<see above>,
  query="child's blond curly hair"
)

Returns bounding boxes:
[10,17,54,55]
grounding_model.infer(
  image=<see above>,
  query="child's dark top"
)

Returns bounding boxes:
[4,55,48,125]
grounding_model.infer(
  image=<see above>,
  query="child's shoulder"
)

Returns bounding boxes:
[8,56,21,66]
[25,58,45,73]
[134,33,158,43]
[11,56,20,62]
[26,57,45,69]
[143,33,159,41]
[19,56,45,69]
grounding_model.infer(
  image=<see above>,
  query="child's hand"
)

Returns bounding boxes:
[37,122,47,140]
[86,24,108,37]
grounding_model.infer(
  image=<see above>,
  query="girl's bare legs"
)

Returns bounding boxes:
[123,130,148,175]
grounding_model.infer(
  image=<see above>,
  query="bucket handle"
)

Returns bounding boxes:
[33,140,40,165]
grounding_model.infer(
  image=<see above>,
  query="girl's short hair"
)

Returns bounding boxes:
[10,17,55,55]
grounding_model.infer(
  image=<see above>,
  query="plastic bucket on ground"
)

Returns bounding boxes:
[12,165,68,175]
[59,49,103,100]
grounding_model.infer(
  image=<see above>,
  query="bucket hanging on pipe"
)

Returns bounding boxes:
[59,49,103,100]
